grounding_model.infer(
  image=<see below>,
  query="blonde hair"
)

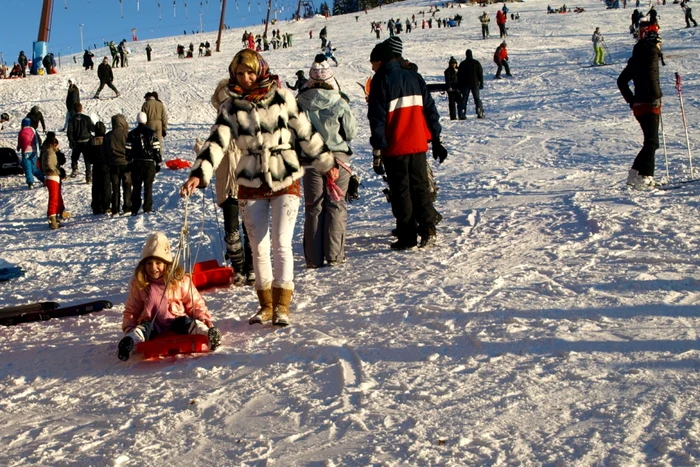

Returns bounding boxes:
[132,258,185,291]
[228,49,261,79]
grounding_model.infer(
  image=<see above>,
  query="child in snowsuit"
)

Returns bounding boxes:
[324,42,338,66]
[40,132,69,230]
[118,232,222,361]
[17,118,45,189]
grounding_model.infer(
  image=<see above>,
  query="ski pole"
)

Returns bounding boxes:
[675,72,694,178]
[659,111,670,180]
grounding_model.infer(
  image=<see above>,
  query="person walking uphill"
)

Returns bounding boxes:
[40,133,69,230]
[617,31,664,189]
[367,42,446,250]
[592,27,606,66]
[62,79,81,131]
[444,57,460,121]
[67,103,95,182]
[181,49,336,327]
[126,112,161,216]
[296,54,358,268]
[458,49,485,119]
[496,9,507,38]
[94,57,120,99]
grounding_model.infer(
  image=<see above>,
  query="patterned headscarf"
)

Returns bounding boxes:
[227,50,280,102]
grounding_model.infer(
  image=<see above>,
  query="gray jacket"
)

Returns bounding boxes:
[296,86,357,155]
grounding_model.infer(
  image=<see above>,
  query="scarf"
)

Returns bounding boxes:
[228,53,280,102]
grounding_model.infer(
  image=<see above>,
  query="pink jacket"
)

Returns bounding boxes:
[122,275,212,333]
[17,127,37,152]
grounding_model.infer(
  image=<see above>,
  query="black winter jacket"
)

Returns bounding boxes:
[97,63,114,82]
[26,106,46,132]
[458,51,484,89]
[66,85,80,113]
[103,114,129,166]
[617,38,662,104]
[444,66,459,91]
[126,124,161,162]
[68,113,95,145]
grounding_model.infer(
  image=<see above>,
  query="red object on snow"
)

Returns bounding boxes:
[136,332,210,359]
[165,158,192,170]
[191,259,234,292]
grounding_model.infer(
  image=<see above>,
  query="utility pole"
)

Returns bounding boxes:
[296,0,302,20]
[200,10,204,33]
[79,24,84,52]
[215,0,227,52]
[263,0,273,37]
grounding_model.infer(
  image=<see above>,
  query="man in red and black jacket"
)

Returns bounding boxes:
[367,41,446,250]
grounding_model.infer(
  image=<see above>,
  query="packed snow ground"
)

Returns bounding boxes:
[1,0,700,464]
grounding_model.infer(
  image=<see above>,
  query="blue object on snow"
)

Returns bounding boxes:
[0,267,23,282]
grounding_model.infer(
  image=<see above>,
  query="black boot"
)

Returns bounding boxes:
[118,336,134,361]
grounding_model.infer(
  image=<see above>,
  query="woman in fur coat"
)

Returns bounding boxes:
[181,49,336,327]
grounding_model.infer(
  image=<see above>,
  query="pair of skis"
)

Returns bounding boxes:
[0,300,112,326]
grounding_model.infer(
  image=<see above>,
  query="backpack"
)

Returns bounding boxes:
[0,148,23,176]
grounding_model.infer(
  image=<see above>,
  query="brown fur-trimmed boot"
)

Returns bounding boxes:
[249,288,273,325]
[48,215,59,230]
[272,287,293,327]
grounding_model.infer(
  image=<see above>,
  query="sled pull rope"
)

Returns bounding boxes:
[209,184,228,266]
[150,194,192,329]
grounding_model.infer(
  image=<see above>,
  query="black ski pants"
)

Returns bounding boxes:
[110,164,132,214]
[482,24,489,39]
[71,141,92,181]
[633,111,660,177]
[447,91,460,120]
[459,87,483,118]
[686,11,698,27]
[383,153,440,244]
[495,60,511,78]
[95,80,119,96]
[91,159,112,214]
[220,196,253,275]
[130,160,156,214]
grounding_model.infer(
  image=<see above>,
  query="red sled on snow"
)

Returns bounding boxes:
[136,332,211,359]
[165,158,192,170]
[191,259,234,292]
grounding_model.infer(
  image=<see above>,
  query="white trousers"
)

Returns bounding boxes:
[240,194,300,290]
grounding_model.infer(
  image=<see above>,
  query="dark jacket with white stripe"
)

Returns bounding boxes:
[367,60,441,157]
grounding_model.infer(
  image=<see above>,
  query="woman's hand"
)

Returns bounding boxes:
[327,167,340,181]
[180,176,200,197]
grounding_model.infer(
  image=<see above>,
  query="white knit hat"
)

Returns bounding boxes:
[309,58,334,83]
[140,232,173,263]
[137,111,148,124]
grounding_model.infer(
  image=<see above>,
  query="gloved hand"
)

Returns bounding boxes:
[432,142,448,164]
[162,130,167,138]
[479,84,484,90]
[155,164,161,173]
[372,149,385,175]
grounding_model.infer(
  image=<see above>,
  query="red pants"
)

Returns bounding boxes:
[45,176,65,217]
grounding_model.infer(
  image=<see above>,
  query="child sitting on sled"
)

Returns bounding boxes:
[117,232,222,361]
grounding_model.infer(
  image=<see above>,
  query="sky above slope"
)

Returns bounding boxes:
[0,0,302,64]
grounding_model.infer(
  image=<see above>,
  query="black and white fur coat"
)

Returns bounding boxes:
[190,79,335,194]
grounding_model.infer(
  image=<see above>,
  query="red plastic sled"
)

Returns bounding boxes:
[165,158,192,170]
[136,332,210,359]
[191,259,234,292]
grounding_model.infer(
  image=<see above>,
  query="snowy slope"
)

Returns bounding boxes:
[1,0,700,464]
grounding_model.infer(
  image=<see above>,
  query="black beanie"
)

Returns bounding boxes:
[370,42,392,63]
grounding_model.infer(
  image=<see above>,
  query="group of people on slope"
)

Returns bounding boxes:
[444,51,485,120]
[172,35,445,332]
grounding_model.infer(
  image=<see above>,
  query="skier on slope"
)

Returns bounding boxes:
[592,27,606,66]
[617,31,664,189]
